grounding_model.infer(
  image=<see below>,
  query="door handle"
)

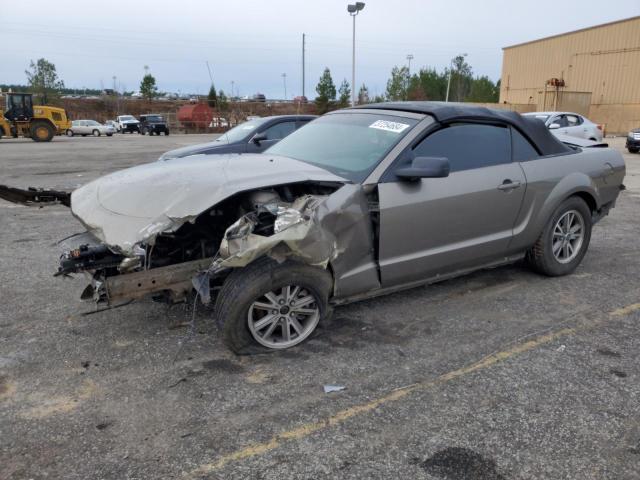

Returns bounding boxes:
[498,180,521,191]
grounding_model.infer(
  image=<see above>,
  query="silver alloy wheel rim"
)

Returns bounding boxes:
[552,209,585,264]
[247,285,320,349]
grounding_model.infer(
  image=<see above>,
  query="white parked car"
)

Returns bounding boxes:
[66,120,115,137]
[523,112,603,142]
[115,115,140,133]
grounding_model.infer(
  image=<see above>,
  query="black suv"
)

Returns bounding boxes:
[627,128,640,153]
[139,114,169,136]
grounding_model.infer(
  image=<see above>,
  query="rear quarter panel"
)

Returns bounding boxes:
[510,147,625,252]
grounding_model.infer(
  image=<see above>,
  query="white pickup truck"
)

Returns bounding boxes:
[115,115,140,134]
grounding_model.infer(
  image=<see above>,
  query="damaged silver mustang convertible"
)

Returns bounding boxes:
[58,102,626,354]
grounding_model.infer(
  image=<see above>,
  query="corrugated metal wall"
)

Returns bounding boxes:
[500,17,640,106]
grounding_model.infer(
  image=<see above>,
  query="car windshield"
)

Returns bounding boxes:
[266,113,418,182]
[120,116,135,121]
[216,118,269,144]
[145,116,163,122]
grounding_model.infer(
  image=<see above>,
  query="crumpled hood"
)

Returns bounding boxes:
[71,153,345,253]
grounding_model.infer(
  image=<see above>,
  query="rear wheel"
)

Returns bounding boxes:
[527,196,592,276]
[66,129,74,137]
[214,258,333,354]
[628,147,638,154]
[30,121,55,142]
[165,129,170,136]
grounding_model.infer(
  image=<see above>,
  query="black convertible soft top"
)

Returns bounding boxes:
[354,101,572,156]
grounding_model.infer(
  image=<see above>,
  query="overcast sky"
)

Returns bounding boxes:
[1,0,638,98]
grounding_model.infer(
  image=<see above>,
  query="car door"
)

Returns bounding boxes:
[549,115,570,136]
[246,120,297,153]
[77,121,88,135]
[376,123,527,287]
[564,114,585,139]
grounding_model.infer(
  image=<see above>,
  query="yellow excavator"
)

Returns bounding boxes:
[0,92,71,142]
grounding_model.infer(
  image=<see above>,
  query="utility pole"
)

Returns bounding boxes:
[445,53,466,102]
[206,61,214,85]
[302,33,306,98]
[282,73,287,100]
[231,80,235,99]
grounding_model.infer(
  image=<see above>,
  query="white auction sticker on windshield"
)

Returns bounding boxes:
[369,120,410,133]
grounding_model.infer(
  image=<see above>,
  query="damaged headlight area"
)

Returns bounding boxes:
[58,182,343,307]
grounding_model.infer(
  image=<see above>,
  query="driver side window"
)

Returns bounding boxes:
[411,123,511,172]
[263,121,296,140]
[553,115,569,128]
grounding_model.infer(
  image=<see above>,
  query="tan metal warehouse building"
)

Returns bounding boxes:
[499,16,640,133]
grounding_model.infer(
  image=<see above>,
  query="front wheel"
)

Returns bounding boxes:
[165,130,170,136]
[214,258,333,354]
[527,196,592,276]
[92,129,100,137]
[30,121,55,142]
[628,147,638,154]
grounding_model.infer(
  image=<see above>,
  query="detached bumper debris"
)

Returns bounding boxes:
[0,185,71,207]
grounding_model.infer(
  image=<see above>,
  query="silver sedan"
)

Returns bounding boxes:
[523,112,603,142]
[66,120,115,137]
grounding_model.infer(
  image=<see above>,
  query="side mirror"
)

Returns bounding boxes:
[396,156,450,181]
[252,132,267,144]
[548,123,561,129]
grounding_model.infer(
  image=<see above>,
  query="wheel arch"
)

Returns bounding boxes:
[517,173,600,251]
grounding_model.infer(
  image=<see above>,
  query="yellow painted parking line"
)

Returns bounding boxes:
[610,303,640,317]
[185,303,639,478]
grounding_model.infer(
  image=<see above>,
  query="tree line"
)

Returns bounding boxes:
[9,55,499,111]
[315,54,500,113]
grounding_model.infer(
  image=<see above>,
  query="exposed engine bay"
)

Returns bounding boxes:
[58,182,347,306]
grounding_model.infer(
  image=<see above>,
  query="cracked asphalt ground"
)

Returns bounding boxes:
[1,134,639,480]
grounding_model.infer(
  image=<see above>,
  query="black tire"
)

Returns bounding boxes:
[66,129,74,137]
[527,196,592,276]
[628,148,638,154]
[92,129,100,137]
[142,127,149,135]
[214,257,333,355]
[30,121,55,142]
[165,130,170,136]
[107,133,113,137]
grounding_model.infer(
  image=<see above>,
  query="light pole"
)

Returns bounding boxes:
[231,81,235,99]
[406,54,414,76]
[406,54,414,100]
[281,73,287,100]
[347,2,365,107]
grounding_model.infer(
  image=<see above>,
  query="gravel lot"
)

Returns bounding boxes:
[1,133,639,480]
